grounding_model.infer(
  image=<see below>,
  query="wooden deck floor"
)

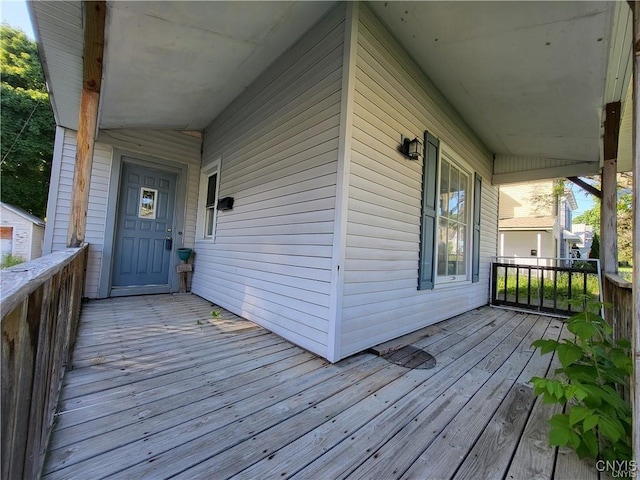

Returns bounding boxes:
[42,294,602,480]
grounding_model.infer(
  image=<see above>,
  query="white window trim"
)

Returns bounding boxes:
[196,160,221,241]
[435,147,473,285]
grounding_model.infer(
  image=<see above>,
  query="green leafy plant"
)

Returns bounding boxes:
[1,254,25,269]
[211,308,222,319]
[530,305,632,472]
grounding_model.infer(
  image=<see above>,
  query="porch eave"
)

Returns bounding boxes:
[29,1,633,181]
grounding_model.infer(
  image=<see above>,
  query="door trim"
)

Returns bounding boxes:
[100,149,188,298]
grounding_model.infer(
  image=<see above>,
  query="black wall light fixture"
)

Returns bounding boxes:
[399,135,422,160]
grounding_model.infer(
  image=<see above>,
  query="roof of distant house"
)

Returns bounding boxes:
[499,216,556,230]
[0,202,46,227]
[563,189,578,210]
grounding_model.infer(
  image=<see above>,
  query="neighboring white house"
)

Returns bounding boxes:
[498,180,580,264]
[0,202,46,262]
[31,1,631,361]
[571,222,594,258]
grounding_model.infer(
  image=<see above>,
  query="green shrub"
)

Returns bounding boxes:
[1,254,25,269]
[589,232,600,259]
[530,306,632,476]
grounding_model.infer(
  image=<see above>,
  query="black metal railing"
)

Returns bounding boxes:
[490,257,602,316]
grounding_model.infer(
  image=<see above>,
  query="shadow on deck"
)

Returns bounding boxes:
[42,294,601,479]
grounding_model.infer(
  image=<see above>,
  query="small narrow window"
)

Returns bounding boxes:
[205,173,217,237]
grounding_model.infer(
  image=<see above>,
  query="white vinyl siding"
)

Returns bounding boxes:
[30,223,45,260]
[192,4,345,359]
[499,180,556,218]
[340,4,499,357]
[0,207,44,261]
[44,128,201,298]
[45,129,111,297]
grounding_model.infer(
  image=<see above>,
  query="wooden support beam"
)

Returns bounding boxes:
[631,0,640,468]
[565,177,602,199]
[67,1,106,247]
[604,102,622,161]
[600,102,620,273]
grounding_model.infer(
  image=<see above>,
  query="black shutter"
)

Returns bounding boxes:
[418,132,439,290]
[472,173,482,283]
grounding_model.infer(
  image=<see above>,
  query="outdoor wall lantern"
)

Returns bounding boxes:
[399,135,422,160]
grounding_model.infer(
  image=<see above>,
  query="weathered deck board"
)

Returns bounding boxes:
[342,314,551,480]
[178,309,522,479]
[285,310,538,480]
[451,321,564,479]
[47,351,318,451]
[42,295,600,480]
[62,330,279,388]
[401,319,562,479]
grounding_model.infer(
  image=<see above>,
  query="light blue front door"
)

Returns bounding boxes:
[112,162,177,289]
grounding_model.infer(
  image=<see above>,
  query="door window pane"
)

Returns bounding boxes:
[139,188,158,219]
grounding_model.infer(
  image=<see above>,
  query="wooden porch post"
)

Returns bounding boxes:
[631,0,639,466]
[601,101,620,274]
[67,1,106,247]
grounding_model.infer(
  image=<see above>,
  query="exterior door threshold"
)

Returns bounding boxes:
[110,285,172,297]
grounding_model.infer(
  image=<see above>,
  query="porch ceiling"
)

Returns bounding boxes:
[31,1,632,177]
[372,1,615,163]
[99,1,336,130]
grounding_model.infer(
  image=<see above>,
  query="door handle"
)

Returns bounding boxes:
[165,237,173,250]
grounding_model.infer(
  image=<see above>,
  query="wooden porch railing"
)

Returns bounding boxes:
[1,245,88,480]
[602,272,633,345]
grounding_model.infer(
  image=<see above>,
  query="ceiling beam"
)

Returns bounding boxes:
[565,177,602,199]
[67,1,106,247]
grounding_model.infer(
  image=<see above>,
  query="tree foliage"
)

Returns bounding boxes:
[588,232,600,260]
[573,205,600,231]
[1,24,55,219]
[572,174,633,265]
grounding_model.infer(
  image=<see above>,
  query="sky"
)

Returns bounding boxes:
[1,0,34,38]
[571,185,593,218]
[571,186,595,217]
[0,0,597,217]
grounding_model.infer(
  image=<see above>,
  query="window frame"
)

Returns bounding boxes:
[197,161,221,241]
[419,132,481,290]
[435,148,473,285]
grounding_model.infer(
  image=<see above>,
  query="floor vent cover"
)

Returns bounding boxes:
[381,345,436,369]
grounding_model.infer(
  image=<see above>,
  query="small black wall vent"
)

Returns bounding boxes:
[217,197,234,211]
